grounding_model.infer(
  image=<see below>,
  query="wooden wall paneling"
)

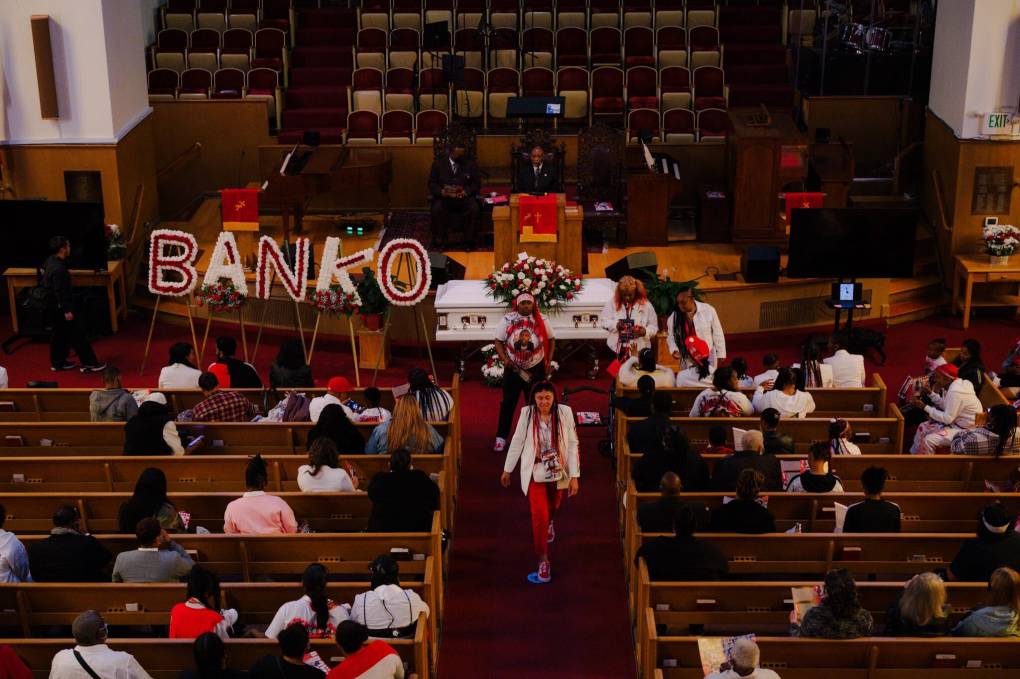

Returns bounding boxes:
[921,109,962,277]
[30,15,58,119]
[803,96,904,175]
[114,115,159,238]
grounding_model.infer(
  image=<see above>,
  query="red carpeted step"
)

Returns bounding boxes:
[280,106,347,129]
[289,66,353,87]
[286,86,348,109]
[295,26,355,47]
[296,7,357,28]
[723,43,787,66]
[291,46,355,68]
[728,83,795,108]
[726,63,790,85]
[720,24,783,44]
[278,127,344,144]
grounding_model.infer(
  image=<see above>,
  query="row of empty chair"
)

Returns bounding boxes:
[161,0,293,36]
[152,27,288,77]
[148,67,282,123]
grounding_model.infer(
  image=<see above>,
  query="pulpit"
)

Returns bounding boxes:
[493,193,584,273]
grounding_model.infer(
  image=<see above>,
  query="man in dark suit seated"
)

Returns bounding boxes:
[516,145,559,194]
[710,429,783,492]
[637,471,709,532]
[428,141,481,249]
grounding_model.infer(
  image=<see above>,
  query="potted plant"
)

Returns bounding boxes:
[355,267,388,330]
[983,224,1020,265]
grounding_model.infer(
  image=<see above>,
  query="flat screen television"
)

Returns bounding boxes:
[787,208,916,279]
[0,200,107,271]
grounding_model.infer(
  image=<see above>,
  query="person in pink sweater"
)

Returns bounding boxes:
[223,454,298,534]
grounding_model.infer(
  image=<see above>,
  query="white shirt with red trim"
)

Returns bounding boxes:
[325,641,405,679]
[265,594,350,639]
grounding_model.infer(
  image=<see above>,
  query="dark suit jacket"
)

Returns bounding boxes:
[638,497,710,532]
[428,156,480,201]
[710,451,784,492]
[517,162,559,193]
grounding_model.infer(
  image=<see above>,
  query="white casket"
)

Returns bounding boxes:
[434,278,615,342]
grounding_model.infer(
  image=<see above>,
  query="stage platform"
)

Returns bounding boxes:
[143,198,890,342]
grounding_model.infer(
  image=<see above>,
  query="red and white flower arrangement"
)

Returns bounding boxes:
[480,343,505,387]
[195,280,246,312]
[485,252,583,311]
[377,238,432,306]
[312,284,361,317]
[148,228,199,296]
[983,223,1020,257]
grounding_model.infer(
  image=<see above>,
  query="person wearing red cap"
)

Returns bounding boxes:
[492,292,556,452]
[310,376,356,424]
[676,336,714,387]
[666,282,726,371]
[910,362,982,454]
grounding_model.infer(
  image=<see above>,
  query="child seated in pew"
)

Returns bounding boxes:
[170,566,239,640]
[884,572,951,637]
[356,387,392,424]
[925,338,948,376]
[730,357,753,389]
[952,567,1020,637]
[753,353,780,389]
[224,455,298,535]
[700,425,734,456]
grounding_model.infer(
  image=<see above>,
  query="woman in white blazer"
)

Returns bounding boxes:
[500,381,580,584]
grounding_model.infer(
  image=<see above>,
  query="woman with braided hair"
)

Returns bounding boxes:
[500,381,580,584]
[407,368,453,422]
[665,282,726,371]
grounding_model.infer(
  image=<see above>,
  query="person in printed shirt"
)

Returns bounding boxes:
[266,563,349,640]
[169,566,239,640]
[910,363,982,454]
[666,281,726,370]
[600,275,658,359]
[689,366,753,417]
[492,292,556,452]
[326,622,403,679]
[356,387,392,424]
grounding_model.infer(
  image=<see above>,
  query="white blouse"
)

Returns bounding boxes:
[752,388,817,418]
[158,363,202,389]
[297,465,356,492]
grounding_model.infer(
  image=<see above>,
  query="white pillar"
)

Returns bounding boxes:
[929,0,1020,138]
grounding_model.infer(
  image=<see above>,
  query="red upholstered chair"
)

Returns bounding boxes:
[351,67,384,114]
[221,28,252,71]
[557,0,586,29]
[656,26,687,68]
[627,108,660,142]
[454,28,483,69]
[385,67,415,113]
[663,107,696,143]
[487,67,520,124]
[687,4,717,30]
[178,68,212,99]
[360,0,390,31]
[228,10,257,34]
[246,67,281,126]
[522,67,555,97]
[356,27,388,69]
[590,26,622,66]
[693,65,727,110]
[490,28,518,69]
[389,27,420,69]
[381,110,414,143]
[523,0,553,31]
[455,0,484,30]
[424,0,453,31]
[556,66,590,124]
[490,0,519,30]
[660,65,691,110]
[393,0,423,31]
[454,67,485,120]
[212,67,245,98]
[415,109,448,144]
[556,27,588,67]
[154,29,189,72]
[625,66,657,111]
[147,69,179,100]
[190,27,220,50]
[261,0,292,34]
[253,27,286,72]
[623,0,652,29]
[197,9,227,33]
[591,66,625,122]
[623,26,654,68]
[589,0,620,28]
[655,0,685,29]
[418,68,449,112]
[157,28,189,51]
[164,2,196,31]
[697,107,729,142]
[689,25,721,69]
[521,28,554,70]
[345,110,380,144]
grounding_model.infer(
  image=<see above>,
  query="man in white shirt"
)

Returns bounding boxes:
[705,637,781,679]
[599,275,658,358]
[0,504,31,583]
[666,283,726,370]
[309,375,356,423]
[50,610,153,679]
[910,363,982,454]
[823,333,866,387]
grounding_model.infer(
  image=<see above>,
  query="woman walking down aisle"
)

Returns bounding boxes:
[500,382,580,584]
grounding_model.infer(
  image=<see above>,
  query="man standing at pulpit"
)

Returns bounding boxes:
[517,145,558,194]
[428,142,480,250]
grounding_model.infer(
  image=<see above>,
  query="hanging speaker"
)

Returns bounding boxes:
[604,252,658,282]
[31,15,59,119]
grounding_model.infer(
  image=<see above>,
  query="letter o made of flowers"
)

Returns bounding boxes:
[377,238,431,306]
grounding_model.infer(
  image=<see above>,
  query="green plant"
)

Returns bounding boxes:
[355,267,389,315]
[639,272,705,318]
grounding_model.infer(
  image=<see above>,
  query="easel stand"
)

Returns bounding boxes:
[140,295,199,375]
[199,304,248,363]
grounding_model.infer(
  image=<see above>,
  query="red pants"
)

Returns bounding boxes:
[527,481,564,557]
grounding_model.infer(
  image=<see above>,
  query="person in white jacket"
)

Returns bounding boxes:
[600,275,658,358]
[0,507,31,583]
[666,283,726,370]
[910,363,982,454]
[618,348,676,389]
[752,367,816,418]
[690,366,753,417]
[823,333,866,387]
[500,381,580,584]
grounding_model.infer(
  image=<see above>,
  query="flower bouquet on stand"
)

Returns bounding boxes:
[480,343,505,387]
[308,284,363,377]
[983,223,1020,265]
[195,280,248,361]
[485,252,584,311]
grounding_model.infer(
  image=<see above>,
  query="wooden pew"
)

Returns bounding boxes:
[0,580,438,669]
[617,373,889,418]
[5,630,430,679]
[0,483,450,534]
[640,622,1020,679]
[622,454,1020,494]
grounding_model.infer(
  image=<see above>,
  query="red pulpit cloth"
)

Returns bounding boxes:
[784,191,824,224]
[221,188,260,230]
[519,194,558,243]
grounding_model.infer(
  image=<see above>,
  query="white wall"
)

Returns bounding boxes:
[929,0,1020,138]
[138,0,165,46]
[0,0,149,144]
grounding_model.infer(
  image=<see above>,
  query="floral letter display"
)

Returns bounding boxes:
[377,238,431,306]
[256,235,310,302]
[148,229,199,296]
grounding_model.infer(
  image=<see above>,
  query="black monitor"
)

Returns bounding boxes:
[0,200,107,271]
[787,208,916,279]
[506,96,566,118]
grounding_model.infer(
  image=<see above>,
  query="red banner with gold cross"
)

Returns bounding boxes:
[518,193,558,243]
[784,191,824,224]
[221,188,260,231]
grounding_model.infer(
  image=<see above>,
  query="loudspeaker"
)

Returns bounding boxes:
[423,21,450,50]
[441,54,465,85]
[604,252,658,282]
[429,252,466,288]
[31,15,58,119]
[742,246,781,283]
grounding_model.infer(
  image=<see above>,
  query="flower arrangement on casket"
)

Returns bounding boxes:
[485,252,584,311]
[480,343,505,387]
[312,284,361,317]
[195,281,246,313]
[983,224,1020,257]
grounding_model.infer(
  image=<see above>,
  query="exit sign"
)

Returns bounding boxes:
[982,112,1016,136]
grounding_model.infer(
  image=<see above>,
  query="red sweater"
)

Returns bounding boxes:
[169,601,225,638]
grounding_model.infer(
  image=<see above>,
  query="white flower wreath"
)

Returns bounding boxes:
[377,238,432,307]
[148,228,199,297]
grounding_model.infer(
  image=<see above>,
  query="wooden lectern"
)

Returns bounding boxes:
[493,194,583,273]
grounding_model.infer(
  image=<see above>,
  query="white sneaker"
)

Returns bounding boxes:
[493,437,507,453]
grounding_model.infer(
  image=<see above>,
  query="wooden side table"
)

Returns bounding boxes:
[4,260,127,334]
[952,253,1020,329]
